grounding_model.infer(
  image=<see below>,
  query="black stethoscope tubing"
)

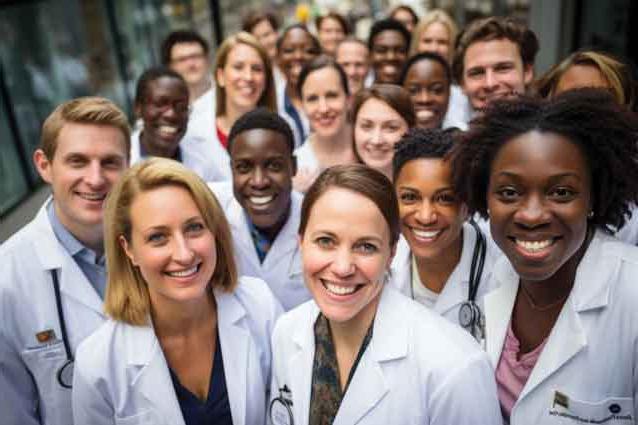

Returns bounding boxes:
[50,269,74,388]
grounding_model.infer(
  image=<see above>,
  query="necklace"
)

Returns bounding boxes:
[519,283,570,312]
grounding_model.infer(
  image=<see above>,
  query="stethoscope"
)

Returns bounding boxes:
[50,269,74,389]
[410,220,487,341]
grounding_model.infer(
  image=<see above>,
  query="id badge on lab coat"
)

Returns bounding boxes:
[548,390,634,423]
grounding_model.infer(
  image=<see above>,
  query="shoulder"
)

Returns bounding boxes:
[75,320,128,374]
[272,300,316,342]
[208,181,234,205]
[232,276,284,324]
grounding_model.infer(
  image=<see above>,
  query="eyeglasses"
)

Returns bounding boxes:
[171,52,206,65]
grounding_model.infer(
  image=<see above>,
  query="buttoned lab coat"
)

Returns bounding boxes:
[484,230,638,424]
[270,286,503,425]
[390,222,501,327]
[130,129,226,183]
[0,199,106,425]
[210,182,311,311]
[72,276,283,425]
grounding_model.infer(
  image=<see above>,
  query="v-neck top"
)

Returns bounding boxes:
[169,333,233,425]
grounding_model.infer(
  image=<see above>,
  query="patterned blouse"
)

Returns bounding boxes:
[308,314,374,425]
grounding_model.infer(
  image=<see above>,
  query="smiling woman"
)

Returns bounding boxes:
[451,89,638,424]
[72,158,282,425]
[269,164,502,424]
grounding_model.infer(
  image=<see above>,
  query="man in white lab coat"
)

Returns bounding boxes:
[0,97,130,425]
[210,108,311,311]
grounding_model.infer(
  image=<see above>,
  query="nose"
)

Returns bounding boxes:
[242,67,253,81]
[249,166,269,189]
[514,194,551,228]
[331,247,356,277]
[369,127,384,146]
[172,234,195,264]
[85,161,106,188]
[415,199,437,225]
[292,48,304,60]
[485,69,498,90]
[414,88,432,105]
[318,96,329,113]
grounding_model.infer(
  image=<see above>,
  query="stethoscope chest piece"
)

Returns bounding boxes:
[270,385,294,425]
[458,301,481,329]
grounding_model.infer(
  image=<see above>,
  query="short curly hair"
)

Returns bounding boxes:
[450,88,638,232]
[392,127,459,182]
[227,107,295,154]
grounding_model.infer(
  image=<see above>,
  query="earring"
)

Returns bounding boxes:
[588,210,594,219]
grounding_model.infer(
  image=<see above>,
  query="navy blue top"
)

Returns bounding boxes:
[169,333,233,425]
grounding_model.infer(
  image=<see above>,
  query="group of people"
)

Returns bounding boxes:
[2,4,638,425]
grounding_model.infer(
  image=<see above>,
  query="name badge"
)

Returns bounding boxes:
[270,385,294,425]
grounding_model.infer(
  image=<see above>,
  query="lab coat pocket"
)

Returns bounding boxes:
[548,391,634,423]
[115,409,165,425]
[20,341,70,411]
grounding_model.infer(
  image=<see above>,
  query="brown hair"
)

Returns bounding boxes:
[103,158,237,325]
[534,50,637,110]
[452,16,539,84]
[40,97,130,160]
[214,32,277,117]
[315,11,350,34]
[242,9,280,33]
[351,84,416,127]
[298,164,401,247]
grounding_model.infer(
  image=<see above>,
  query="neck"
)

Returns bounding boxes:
[257,201,291,241]
[520,227,593,306]
[312,124,352,155]
[328,289,380,352]
[414,231,463,293]
[151,291,215,338]
[53,201,104,256]
[218,103,251,135]
[286,84,300,104]
[140,130,177,158]
[189,78,211,103]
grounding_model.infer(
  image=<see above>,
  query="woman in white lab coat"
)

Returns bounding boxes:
[72,158,282,425]
[389,128,500,339]
[269,164,502,425]
[451,89,638,424]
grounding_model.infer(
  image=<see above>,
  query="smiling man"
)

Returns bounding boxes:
[452,17,539,115]
[0,97,129,425]
[132,67,224,182]
[209,108,311,311]
[368,18,411,85]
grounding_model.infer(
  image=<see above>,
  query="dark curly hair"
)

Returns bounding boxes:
[227,107,295,154]
[451,88,638,232]
[393,127,459,181]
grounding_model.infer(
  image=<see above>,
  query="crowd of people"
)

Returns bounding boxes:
[2,4,638,425]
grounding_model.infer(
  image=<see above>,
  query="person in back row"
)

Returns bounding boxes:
[210,108,311,311]
[452,16,539,121]
[0,97,130,425]
[131,67,225,182]
[368,18,411,85]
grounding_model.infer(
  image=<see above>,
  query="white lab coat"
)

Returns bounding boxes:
[276,80,310,149]
[390,222,501,327]
[270,286,503,425]
[0,199,106,425]
[209,182,311,311]
[130,129,226,182]
[484,230,638,424]
[72,276,283,425]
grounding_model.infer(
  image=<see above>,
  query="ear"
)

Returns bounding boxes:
[119,235,138,267]
[216,67,225,88]
[523,63,534,86]
[33,149,53,184]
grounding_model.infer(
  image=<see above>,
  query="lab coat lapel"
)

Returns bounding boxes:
[33,200,104,315]
[130,325,186,425]
[290,304,319,424]
[264,192,303,271]
[227,194,261,267]
[335,288,404,424]
[389,236,411,296]
[484,257,518,367]
[216,288,249,425]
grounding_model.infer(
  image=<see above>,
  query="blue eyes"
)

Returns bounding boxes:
[313,237,378,254]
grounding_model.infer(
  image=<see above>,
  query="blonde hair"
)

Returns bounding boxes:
[103,158,238,325]
[410,9,458,59]
[535,50,637,109]
[40,96,131,160]
[214,32,277,117]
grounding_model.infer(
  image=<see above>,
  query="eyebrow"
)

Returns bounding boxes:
[141,216,202,232]
[495,171,583,181]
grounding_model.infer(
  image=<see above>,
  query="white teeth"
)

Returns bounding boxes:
[412,228,441,239]
[158,125,177,134]
[166,266,198,277]
[250,195,273,205]
[78,192,105,201]
[516,239,553,252]
[417,110,434,119]
[323,281,357,295]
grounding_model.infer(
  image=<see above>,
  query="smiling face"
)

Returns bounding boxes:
[301,67,349,139]
[335,41,370,95]
[34,122,128,246]
[278,28,320,90]
[354,98,409,179]
[396,158,465,262]
[418,22,451,62]
[169,42,209,88]
[462,38,532,111]
[300,187,393,324]
[137,76,189,157]
[403,59,450,129]
[554,64,610,95]
[252,19,278,60]
[121,185,216,309]
[488,131,591,282]
[217,43,267,113]
[230,128,295,236]
[370,30,408,84]
[318,17,346,55]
